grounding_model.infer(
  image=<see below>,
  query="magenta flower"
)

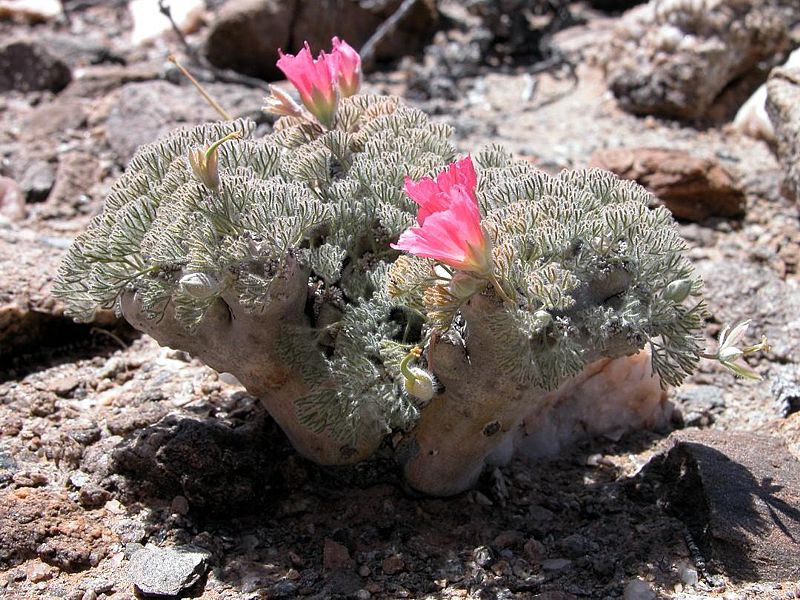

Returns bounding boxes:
[330,37,361,97]
[277,42,338,127]
[392,157,492,275]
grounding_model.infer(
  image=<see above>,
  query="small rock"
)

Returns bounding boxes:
[588,148,745,221]
[78,484,110,509]
[0,38,71,92]
[46,376,80,397]
[323,538,353,571]
[170,495,190,515]
[472,546,494,568]
[381,553,405,575]
[358,564,370,577]
[271,579,297,597]
[81,590,97,600]
[623,579,656,600]
[0,448,18,484]
[19,159,55,203]
[128,545,211,597]
[678,562,699,586]
[541,558,571,571]
[0,176,26,221]
[523,538,544,564]
[355,590,371,600]
[25,560,54,583]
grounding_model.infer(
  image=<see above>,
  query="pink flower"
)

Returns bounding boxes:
[392,157,492,275]
[277,43,338,127]
[330,37,361,97]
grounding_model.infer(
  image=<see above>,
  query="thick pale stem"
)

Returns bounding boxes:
[120,256,382,465]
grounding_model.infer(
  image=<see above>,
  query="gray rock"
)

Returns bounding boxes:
[128,545,211,597]
[766,66,800,202]
[0,39,71,93]
[603,0,799,119]
[0,447,17,484]
[204,0,438,81]
[643,430,800,581]
[771,365,800,417]
[19,159,55,203]
[104,80,265,165]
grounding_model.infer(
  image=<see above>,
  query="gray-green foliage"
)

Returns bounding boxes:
[55,93,706,444]
[54,95,453,442]
[389,145,706,389]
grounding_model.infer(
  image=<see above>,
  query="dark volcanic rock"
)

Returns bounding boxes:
[104,80,265,165]
[204,0,438,80]
[0,39,71,93]
[588,148,746,221]
[642,430,800,582]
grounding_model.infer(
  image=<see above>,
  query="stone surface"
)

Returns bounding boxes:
[767,66,800,202]
[128,545,211,597]
[103,80,265,165]
[322,538,354,571]
[204,0,438,81]
[589,148,746,221]
[643,430,800,582]
[111,413,280,513]
[19,159,55,203]
[603,0,799,119]
[0,39,71,93]
[0,176,26,222]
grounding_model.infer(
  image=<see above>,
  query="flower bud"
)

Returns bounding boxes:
[533,309,552,328]
[179,272,221,299]
[664,278,692,303]
[404,367,436,403]
[262,85,304,118]
[187,131,241,191]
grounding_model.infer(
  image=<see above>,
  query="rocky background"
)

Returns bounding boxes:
[1,0,800,598]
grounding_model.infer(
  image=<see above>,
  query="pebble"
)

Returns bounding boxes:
[541,558,572,571]
[128,545,211,597]
[523,538,545,564]
[170,495,190,515]
[25,560,53,583]
[473,546,494,568]
[381,554,405,575]
[46,375,80,396]
[678,562,699,586]
[358,564,370,577]
[355,590,371,600]
[623,579,656,600]
[323,538,353,570]
[81,591,97,600]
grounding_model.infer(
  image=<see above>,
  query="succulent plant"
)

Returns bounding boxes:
[54,40,713,495]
